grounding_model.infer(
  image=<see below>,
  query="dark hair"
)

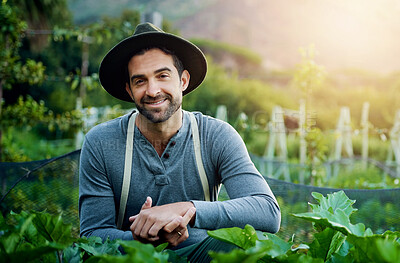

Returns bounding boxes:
[125,47,184,85]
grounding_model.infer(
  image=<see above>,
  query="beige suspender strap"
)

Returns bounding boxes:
[117,111,209,229]
[189,112,211,201]
[117,111,137,229]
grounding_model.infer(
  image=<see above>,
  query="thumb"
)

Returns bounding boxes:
[142,196,152,210]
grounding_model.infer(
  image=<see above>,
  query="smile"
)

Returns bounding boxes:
[145,98,167,105]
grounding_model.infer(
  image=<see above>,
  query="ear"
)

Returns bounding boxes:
[180,70,190,92]
[125,83,134,100]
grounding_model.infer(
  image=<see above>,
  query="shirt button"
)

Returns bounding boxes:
[164,153,170,159]
[170,141,176,146]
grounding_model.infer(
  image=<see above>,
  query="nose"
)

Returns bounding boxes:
[145,78,161,97]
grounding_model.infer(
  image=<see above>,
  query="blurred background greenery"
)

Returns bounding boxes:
[2,0,400,173]
[2,0,400,242]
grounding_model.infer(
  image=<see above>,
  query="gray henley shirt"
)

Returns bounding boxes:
[79,110,281,249]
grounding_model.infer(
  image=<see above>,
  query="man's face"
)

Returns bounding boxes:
[125,48,190,123]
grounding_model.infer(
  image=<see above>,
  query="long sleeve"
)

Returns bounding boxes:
[79,125,133,241]
[191,115,281,233]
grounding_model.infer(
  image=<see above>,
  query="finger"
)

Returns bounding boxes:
[129,197,152,222]
[142,196,152,210]
[173,207,196,237]
[176,228,189,244]
[162,216,183,234]
[163,227,189,247]
[181,207,196,226]
[163,207,195,234]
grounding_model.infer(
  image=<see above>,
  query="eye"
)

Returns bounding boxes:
[159,73,170,79]
[134,79,145,86]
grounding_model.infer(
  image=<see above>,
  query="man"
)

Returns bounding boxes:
[79,22,280,261]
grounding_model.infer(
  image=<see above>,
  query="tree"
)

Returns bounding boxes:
[12,0,71,52]
[0,2,81,161]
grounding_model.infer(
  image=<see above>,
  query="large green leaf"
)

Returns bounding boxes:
[207,224,258,249]
[308,228,345,261]
[2,242,64,263]
[292,191,371,237]
[346,234,400,262]
[293,209,368,237]
[310,191,357,217]
[375,238,400,262]
[209,233,292,262]
[0,211,36,255]
[31,211,74,246]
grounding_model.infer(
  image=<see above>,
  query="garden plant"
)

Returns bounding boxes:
[1,191,399,262]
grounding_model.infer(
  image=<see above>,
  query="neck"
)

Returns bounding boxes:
[136,109,183,156]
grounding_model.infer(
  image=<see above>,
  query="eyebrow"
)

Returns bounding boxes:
[130,67,172,83]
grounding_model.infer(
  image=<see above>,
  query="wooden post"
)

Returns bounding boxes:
[264,106,290,181]
[333,107,354,177]
[299,100,307,183]
[215,105,228,122]
[361,102,369,168]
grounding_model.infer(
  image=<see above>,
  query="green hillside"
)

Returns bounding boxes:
[67,0,217,24]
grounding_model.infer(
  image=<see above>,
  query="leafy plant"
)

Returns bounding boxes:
[1,191,399,262]
[208,191,400,262]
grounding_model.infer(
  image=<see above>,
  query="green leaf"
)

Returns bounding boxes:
[209,248,249,263]
[210,234,292,263]
[292,191,370,237]
[308,227,345,261]
[346,234,400,263]
[71,78,79,90]
[264,232,293,254]
[253,239,291,260]
[3,242,63,263]
[31,211,74,246]
[293,208,368,237]
[155,242,169,252]
[207,224,258,249]
[284,253,325,263]
[63,245,82,263]
[310,191,357,217]
[115,240,169,263]
[76,237,121,256]
[375,238,400,262]
[0,211,37,254]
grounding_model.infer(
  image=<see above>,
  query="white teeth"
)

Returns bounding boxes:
[149,99,166,105]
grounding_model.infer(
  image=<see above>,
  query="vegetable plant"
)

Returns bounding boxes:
[1,191,399,262]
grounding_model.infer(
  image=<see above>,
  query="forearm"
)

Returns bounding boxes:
[191,194,281,233]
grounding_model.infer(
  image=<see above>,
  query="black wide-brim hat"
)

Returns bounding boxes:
[99,22,207,102]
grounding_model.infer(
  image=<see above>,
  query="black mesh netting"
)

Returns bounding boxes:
[1,150,400,242]
[0,150,81,236]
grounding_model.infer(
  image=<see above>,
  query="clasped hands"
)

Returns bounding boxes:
[129,196,196,247]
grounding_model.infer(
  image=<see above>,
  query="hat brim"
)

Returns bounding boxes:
[99,32,207,102]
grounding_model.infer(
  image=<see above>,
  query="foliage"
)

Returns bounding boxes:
[1,191,399,262]
[0,96,82,161]
[208,191,400,262]
[0,210,177,263]
[0,2,46,91]
[305,127,329,185]
[0,2,82,161]
[291,45,326,99]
